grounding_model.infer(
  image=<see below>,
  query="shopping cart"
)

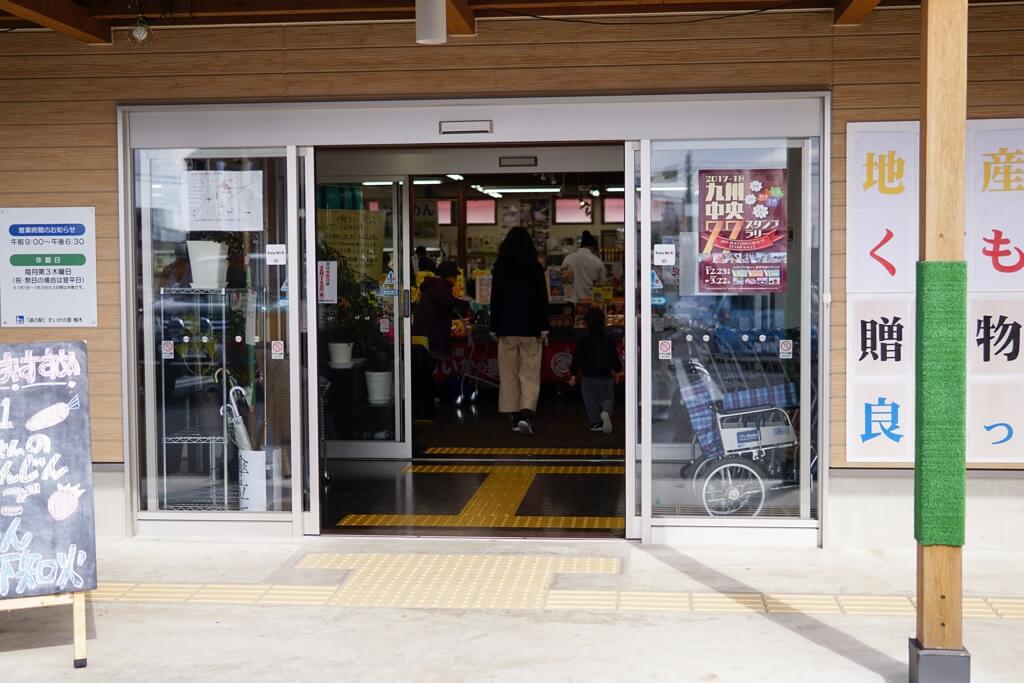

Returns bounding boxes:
[456,313,499,406]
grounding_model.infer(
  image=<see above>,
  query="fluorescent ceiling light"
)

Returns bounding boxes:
[652,185,688,192]
[361,181,394,186]
[446,174,464,181]
[605,186,624,192]
[482,187,561,194]
[589,189,600,197]
[413,179,442,185]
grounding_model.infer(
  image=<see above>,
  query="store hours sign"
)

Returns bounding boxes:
[0,207,98,328]
[846,120,1024,465]
[0,342,98,600]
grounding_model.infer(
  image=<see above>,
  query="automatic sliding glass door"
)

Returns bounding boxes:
[639,138,821,535]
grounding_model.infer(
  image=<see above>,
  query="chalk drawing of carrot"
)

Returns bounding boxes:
[25,395,80,431]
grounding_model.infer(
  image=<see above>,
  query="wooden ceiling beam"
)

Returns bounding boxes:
[447,0,476,35]
[0,0,111,42]
[833,0,881,25]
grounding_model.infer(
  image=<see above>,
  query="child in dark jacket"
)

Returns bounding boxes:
[568,308,622,433]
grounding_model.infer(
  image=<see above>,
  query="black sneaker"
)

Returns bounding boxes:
[511,414,521,433]
[589,423,604,432]
[517,416,534,435]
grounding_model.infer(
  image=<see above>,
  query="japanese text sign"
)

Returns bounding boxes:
[697,169,788,293]
[845,120,1024,465]
[0,207,98,328]
[0,341,98,600]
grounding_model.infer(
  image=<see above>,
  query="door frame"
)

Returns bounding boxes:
[119,94,829,540]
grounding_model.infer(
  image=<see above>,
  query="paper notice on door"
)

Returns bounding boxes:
[317,261,338,304]
[266,244,287,265]
[654,243,676,266]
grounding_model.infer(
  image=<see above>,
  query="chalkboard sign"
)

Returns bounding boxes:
[0,341,97,600]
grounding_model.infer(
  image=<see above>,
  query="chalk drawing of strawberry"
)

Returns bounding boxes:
[48,483,84,521]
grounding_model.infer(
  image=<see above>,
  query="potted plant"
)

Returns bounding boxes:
[364,347,394,405]
[319,242,381,366]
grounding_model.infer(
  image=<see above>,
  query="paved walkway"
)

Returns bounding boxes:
[3,537,1024,681]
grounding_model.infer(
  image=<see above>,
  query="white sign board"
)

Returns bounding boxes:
[845,120,1024,465]
[266,244,287,266]
[0,207,98,328]
[317,261,337,304]
[186,170,264,232]
[653,243,676,266]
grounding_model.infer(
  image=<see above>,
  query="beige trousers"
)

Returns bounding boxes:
[497,336,542,413]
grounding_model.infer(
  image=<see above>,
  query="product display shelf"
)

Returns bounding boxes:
[158,286,231,511]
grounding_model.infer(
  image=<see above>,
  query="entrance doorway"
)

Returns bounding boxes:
[308,145,629,537]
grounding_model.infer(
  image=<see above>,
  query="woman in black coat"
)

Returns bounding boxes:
[490,227,550,435]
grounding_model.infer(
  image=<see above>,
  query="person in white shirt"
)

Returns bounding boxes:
[561,231,605,301]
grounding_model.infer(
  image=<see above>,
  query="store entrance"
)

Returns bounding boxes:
[309,145,629,537]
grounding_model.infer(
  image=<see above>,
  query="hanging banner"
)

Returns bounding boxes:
[0,207,98,328]
[317,209,386,280]
[414,200,439,241]
[845,119,1024,465]
[845,122,919,464]
[697,169,788,293]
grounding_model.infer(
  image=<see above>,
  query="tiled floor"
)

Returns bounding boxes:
[84,550,1021,619]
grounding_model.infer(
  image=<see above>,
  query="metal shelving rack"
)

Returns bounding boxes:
[158,287,231,510]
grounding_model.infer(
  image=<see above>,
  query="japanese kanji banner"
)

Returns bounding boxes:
[697,169,787,293]
[846,119,1024,465]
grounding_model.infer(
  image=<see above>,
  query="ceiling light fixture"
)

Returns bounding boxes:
[446,174,464,181]
[361,181,394,186]
[127,1,152,45]
[415,0,447,45]
[605,186,625,193]
[482,187,562,194]
[413,179,442,185]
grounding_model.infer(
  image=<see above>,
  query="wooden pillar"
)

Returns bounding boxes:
[917,0,967,654]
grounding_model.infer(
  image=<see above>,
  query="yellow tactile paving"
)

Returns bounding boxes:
[190,584,270,604]
[340,464,626,530]
[765,594,843,615]
[618,591,691,612]
[988,598,1024,618]
[546,590,619,610]
[424,446,625,457]
[837,595,916,615]
[692,592,767,613]
[80,562,1024,620]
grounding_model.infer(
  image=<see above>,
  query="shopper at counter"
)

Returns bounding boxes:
[561,230,605,301]
[490,227,550,436]
[412,260,470,360]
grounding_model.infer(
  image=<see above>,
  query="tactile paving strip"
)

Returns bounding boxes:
[424,447,625,456]
[339,464,626,530]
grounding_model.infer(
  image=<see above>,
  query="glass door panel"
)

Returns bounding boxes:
[312,170,407,456]
[643,139,819,520]
[135,148,294,512]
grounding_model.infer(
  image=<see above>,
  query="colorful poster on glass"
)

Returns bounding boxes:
[697,169,787,293]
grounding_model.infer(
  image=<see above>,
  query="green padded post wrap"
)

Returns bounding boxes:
[915,261,967,546]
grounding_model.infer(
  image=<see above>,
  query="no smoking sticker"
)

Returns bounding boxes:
[658,340,672,360]
[161,340,174,359]
[271,340,285,360]
[779,339,793,359]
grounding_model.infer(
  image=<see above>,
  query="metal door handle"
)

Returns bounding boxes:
[402,289,411,318]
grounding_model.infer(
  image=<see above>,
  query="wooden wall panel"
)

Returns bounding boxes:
[0,6,1022,473]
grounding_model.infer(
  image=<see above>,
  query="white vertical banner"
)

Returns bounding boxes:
[966,121,1024,464]
[846,122,919,463]
[845,119,1024,465]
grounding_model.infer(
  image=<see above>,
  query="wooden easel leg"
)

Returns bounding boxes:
[72,592,87,669]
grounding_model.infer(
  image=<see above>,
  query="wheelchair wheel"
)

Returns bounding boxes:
[687,456,714,496]
[701,457,766,517]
